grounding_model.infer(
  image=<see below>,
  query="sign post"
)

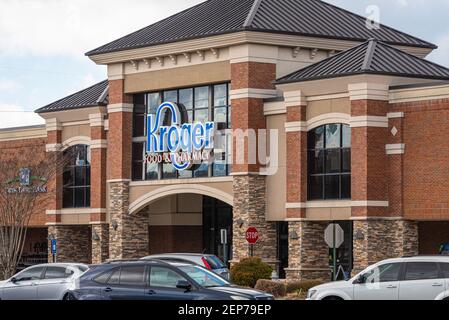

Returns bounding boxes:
[51,239,57,263]
[220,229,228,265]
[246,227,259,257]
[324,223,344,281]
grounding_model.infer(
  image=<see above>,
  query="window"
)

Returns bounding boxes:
[362,263,402,283]
[94,270,113,284]
[63,145,90,208]
[16,266,45,281]
[308,124,351,200]
[119,266,146,287]
[404,262,440,281]
[149,267,186,288]
[441,263,449,278]
[44,267,73,279]
[132,83,231,181]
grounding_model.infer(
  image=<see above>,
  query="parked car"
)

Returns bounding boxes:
[0,263,89,300]
[142,253,230,280]
[68,259,273,300]
[307,256,449,300]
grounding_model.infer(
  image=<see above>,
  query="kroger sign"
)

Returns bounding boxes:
[147,102,215,171]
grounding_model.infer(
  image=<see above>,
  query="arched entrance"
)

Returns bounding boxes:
[135,193,233,264]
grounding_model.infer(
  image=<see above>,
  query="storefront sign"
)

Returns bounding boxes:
[146,102,215,171]
[6,168,48,194]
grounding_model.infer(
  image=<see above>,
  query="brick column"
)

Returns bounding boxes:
[48,225,91,263]
[349,83,417,273]
[89,113,109,263]
[285,92,307,218]
[108,79,149,260]
[45,118,63,226]
[230,61,278,268]
[286,221,331,282]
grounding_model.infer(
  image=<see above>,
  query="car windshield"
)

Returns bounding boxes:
[205,256,225,270]
[178,265,230,288]
[74,265,89,273]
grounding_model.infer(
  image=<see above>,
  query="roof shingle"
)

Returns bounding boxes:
[86,0,435,56]
[35,80,109,113]
[275,39,449,84]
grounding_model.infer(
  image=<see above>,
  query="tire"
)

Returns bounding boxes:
[63,293,76,301]
[322,296,344,301]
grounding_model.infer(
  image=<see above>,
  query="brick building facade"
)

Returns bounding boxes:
[1,0,449,281]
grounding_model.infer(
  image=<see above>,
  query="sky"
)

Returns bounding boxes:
[1,0,449,129]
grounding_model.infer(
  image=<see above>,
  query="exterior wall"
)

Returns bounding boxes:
[47,225,91,263]
[419,222,449,254]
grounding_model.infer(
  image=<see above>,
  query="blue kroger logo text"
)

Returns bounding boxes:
[147,102,215,171]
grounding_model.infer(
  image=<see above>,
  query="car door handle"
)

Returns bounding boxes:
[432,283,443,287]
[104,287,113,292]
[147,290,156,295]
[387,285,397,289]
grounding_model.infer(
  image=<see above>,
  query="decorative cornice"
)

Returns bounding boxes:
[387,112,405,119]
[90,140,108,149]
[284,90,307,107]
[350,116,388,128]
[386,143,405,155]
[389,84,449,104]
[348,83,389,101]
[286,201,389,209]
[45,118,62,132]
[89,113,106,127]
[230,88,278,100]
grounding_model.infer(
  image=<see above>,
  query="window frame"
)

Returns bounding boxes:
[132,83,231,181]
[307,124,351,201]
[62,144,91,208]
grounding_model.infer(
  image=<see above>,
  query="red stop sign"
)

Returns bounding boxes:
[246,227,259,244]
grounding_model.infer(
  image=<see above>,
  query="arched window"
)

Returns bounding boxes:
[308,124,351,200]
[63,145,91,208]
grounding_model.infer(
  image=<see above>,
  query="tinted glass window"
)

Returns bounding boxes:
[94,271,113,284]
[206,256,225,270]
[362,263,402,283]
[149,267,186,288]
[440,263,449,278]
[44,267,72,279]
[119,266,146,286]
[108,268,121,285]
[17,267,45,281]
[404,262,440,281]
[63,145,91,208]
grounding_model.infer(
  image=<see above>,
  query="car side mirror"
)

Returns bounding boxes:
[176,280,192,291]
[353,275,365,285]
[11,277,18,283]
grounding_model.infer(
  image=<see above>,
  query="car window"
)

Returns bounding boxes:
[440,263,449,278]
[16,266,45,281]
[119,266,146,287]
[94,270,113,284]
[179,265,229,287]
[205,256,225,270]
[149,267,187,288]
[404,262,440,281]
[108,268,121,285]
[44,267,73,279]
[362,263,402,283]
[75,265,88,273]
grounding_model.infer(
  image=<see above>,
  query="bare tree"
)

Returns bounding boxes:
[0,147,71,280]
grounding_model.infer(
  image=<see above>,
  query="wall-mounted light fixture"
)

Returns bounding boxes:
[289,230,299,240]
[111,220,118,231]
[92,230,100,241]
[235,218,245,229]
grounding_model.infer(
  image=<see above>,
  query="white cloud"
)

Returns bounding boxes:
[0,79,20,92]
[0,0,203,58]
[0,104,44,129]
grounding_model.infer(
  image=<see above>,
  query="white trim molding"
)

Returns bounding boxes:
[285,121,307,132]
[351,116,388,128]
[90,139,108,149]
[46,143,62,152]
[46,208,107,215]
[284,90,307,107]
[61,136,91,150]
[348,83,389,101]
[386,143,405,155]
[308,113,351,130]
[389,84,449,104]
[264,100,286,115]
[89,113,106,127]
[286,200,389,209]
[230,88,278,100]
[45,118,62,132]
[107,179,132,183]
[108,103,134,113]
[387,112,404,119]
[129,184,234,215]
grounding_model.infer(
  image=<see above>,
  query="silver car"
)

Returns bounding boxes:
[0,263,88,300]
[142,253,230,280]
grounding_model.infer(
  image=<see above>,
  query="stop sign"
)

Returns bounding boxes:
[246,227,259,244]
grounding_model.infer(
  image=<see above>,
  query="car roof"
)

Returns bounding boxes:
[27,263,88,268]
[378,256,449,264]
[144,253,215,258]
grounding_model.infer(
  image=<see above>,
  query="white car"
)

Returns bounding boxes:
[0,263,88,300]
[307,256,449,300]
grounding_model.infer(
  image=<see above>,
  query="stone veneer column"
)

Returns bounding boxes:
[108,79,149,260]
[230,61,278,268]
[47,225,91,263]
[349,83,417,273]
[285,221,331,282]
[89,113,109,263]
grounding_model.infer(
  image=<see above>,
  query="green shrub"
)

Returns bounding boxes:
[286,280,324,294]
[230,257,273,288]
[255,279,286,297]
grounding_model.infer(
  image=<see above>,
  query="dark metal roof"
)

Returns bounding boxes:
[275,40,449,84]
[35,80,109,113]
[86,0,435,56]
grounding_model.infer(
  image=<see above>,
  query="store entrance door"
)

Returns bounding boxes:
[202,197,233,265]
